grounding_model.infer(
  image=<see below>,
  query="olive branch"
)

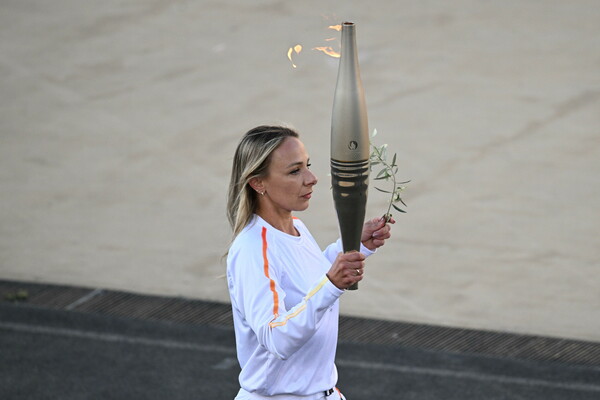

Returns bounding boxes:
[369,129,410,222]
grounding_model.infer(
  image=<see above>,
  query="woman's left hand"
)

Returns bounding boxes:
[361,216,395,251]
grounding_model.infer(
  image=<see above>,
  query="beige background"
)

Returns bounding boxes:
[1,0,599,341]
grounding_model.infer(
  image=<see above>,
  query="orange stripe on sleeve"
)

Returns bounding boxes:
[261,227,279,318]
[268,275,328,328]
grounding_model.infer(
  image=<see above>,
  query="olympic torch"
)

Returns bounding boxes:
[331,22,369,290]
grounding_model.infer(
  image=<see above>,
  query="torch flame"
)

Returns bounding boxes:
[287,44,303,68]
[313,24,342,58]
[286,22,342,67]
[312,46,340,58]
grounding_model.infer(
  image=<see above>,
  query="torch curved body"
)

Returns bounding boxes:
[331,22,369,290]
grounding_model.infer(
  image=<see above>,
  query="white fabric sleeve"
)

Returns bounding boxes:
[228,246,344,361]
[322,238,376,264]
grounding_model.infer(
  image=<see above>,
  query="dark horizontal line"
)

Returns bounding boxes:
[1,279,599,366]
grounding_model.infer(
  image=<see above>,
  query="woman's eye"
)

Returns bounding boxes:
[290,163,310,174]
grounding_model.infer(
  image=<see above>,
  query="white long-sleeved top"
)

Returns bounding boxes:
[226,215,372,397]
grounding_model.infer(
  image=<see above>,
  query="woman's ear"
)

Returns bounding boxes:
[249,177,265,195]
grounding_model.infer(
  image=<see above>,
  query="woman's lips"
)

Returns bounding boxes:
[301,192,312,199]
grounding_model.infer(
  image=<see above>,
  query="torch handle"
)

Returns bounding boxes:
[331,158,369,290]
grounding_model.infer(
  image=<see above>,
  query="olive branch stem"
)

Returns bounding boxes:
[369,129,410,221]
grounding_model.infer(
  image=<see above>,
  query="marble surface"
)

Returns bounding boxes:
[1,0,599,341]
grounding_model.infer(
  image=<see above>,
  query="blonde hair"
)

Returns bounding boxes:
[227,125,300,238]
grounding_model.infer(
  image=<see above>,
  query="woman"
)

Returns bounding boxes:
[226,125,394,400]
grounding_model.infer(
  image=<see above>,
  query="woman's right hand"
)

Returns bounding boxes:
[326,251,366,290]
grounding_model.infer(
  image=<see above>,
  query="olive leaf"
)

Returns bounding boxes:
[369,129,410,221]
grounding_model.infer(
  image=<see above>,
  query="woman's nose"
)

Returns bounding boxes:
[306,170,318,186]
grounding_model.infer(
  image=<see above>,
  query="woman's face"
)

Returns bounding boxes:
[258,137,318,213]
